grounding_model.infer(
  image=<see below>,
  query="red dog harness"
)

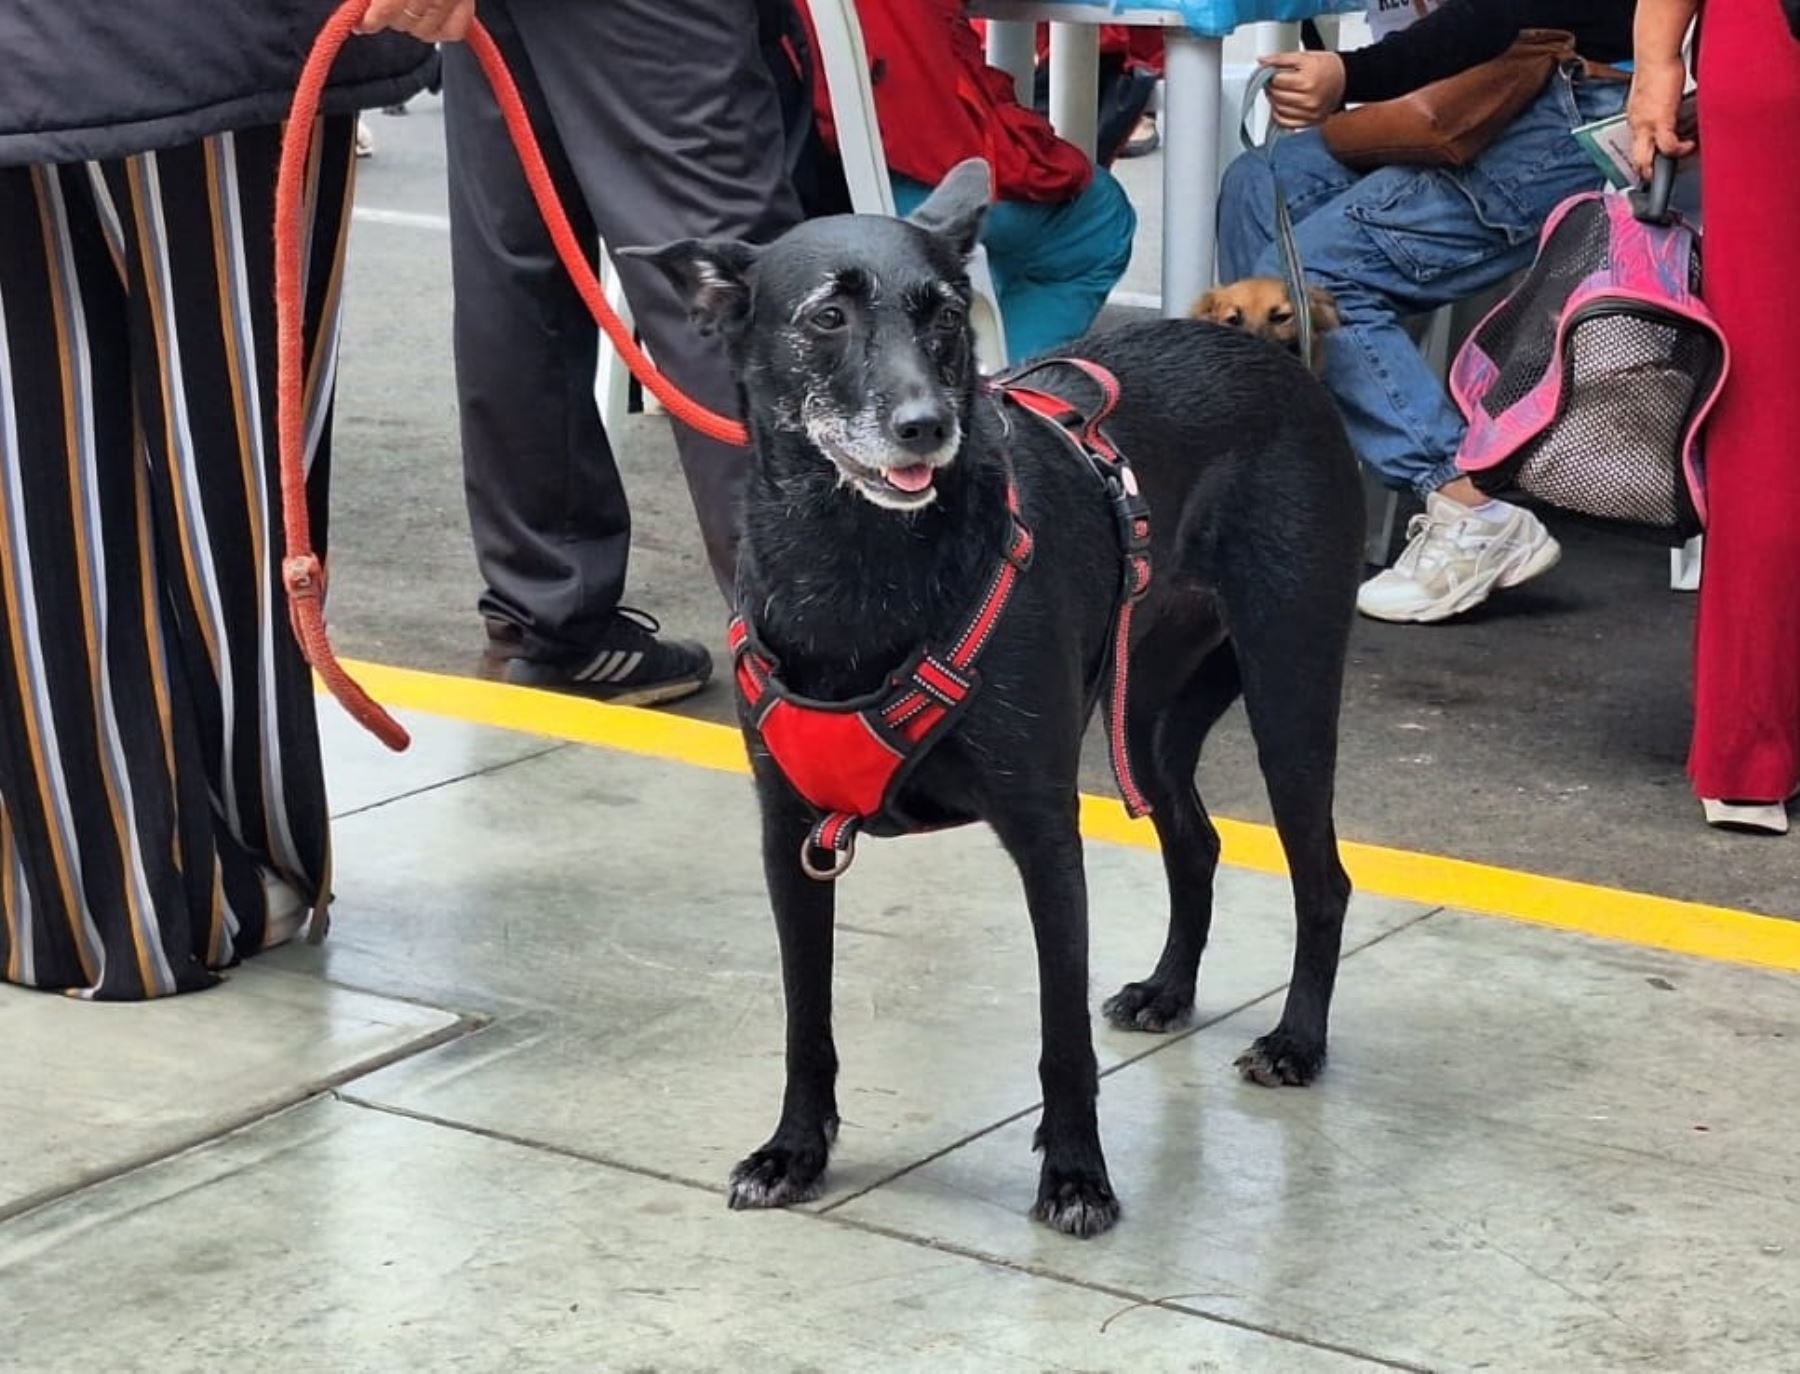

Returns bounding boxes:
[731,358,1153,880]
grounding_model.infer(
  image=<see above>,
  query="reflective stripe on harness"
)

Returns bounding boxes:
[734,358,1153,882]
[994,357,1154,820]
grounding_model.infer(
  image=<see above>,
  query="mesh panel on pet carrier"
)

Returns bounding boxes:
[1452,191,1727,537]
[1475,202,1614,419]
[1509,312,1713,529]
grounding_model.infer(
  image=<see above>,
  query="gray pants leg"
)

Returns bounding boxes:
[443,0,800,657]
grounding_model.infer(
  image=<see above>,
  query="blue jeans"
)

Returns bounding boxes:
[893,169,1136,360]
[1218,70,1628,495]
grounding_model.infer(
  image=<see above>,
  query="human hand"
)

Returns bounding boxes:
[1258,52,1347,128]
[357,0,475,43]
[1627,56,1695,183]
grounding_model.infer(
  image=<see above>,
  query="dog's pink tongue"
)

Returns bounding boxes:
[883,464,934,493]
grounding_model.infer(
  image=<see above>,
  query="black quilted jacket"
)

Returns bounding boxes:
[0,1,435,165]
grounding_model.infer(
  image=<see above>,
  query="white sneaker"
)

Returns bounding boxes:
[355,119,375,159]
[1357,492,1561,624]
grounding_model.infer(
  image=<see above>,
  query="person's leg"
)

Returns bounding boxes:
[0,123,351,997]
[1689,2,1800,816]
[973,170,1137,359]
[0,162,142,994]
[893,168,1135,358]
[441,21,632,662]
[500,0,803,598]
[1239,78,1623,620]
[1216,128,1364,284]
[108,121,355,969]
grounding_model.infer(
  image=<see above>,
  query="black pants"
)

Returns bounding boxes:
[443,0,804,660]
[0,120,354,997]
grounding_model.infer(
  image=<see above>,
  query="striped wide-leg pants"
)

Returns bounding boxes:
[0,117,356,999]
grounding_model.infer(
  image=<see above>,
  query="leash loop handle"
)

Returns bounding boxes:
[1238,65,1314,369]
[277,0,410,750]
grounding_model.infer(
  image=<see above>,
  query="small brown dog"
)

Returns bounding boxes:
[1191,279,1341,374]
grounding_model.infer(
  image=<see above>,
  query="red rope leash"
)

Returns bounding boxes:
[277,0,751,751]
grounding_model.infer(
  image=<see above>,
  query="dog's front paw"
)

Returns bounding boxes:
[1235,1028,1326,1087]
[1102,980,1194,1034]
[1032,1165,1121,1238]
[727,1137,830,1210]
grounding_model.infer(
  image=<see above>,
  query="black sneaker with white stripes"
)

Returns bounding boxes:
[500,608,713,708]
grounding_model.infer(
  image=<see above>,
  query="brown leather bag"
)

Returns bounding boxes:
[1321,29,1578,170]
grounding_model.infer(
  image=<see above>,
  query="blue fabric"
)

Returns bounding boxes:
[1012,0,1362,39]
[1217,71,1629,495]
[893,169,1137,360]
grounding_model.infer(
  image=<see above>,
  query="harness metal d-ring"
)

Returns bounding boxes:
[800,838,855,882]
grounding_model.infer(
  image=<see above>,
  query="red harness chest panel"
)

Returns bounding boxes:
[733,358,1152,881]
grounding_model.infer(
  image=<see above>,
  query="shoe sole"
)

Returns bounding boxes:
[1360,533,1562,625]
[501,661,711,709]
[1701,799,1791,836]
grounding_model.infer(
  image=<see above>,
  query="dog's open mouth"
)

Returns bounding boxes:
[818,437,948,509]
[879,463,935,494]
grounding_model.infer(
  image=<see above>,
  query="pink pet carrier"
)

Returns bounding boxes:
[1452,171,1729,538]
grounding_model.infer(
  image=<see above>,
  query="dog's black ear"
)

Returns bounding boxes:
[618,239,762,335]
[905,158,991,259]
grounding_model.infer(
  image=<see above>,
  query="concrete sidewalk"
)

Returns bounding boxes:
[3,699,1797,1372]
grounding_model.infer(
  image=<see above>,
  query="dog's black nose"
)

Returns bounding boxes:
[888,398,951,455]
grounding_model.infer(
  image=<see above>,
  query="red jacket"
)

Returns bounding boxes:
[801,0,1092,204]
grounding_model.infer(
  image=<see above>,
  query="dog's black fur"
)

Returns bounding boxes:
[632,161,1362,1238]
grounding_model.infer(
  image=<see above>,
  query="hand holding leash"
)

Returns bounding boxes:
[358,0,475,42]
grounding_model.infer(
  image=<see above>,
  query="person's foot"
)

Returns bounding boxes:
[354,119,375,158]
[260,869,311,951]
[1357,492,1560,624]
[1701,794,1795,836]
[1121,114,1161,158]
[497,608,713,708]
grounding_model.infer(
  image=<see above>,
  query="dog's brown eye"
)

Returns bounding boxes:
[1269,307,1294,324]
[1224,309,1244,327]
[809,305,847,332]
[937,303,965,331]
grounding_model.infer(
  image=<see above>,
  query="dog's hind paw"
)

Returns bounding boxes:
[1032,1168,1121,1239]
[1102,981,1194,1034]
[727,1142,829,1210]
[1234,1029,1326,1087]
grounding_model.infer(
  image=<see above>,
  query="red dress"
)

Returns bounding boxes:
[1689,0,1800,802]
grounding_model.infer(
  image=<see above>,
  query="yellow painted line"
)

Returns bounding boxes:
[336,659,1800,976]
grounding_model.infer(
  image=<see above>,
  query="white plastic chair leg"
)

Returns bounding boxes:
[967,244,1009,371]
[596,248,635,432]
[1364,467,1400,568]
[1671,534,1703,591]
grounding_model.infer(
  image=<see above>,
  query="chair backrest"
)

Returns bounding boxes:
[805,0,896,216]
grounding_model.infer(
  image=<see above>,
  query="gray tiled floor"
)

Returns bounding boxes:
[3,709,1796,1372]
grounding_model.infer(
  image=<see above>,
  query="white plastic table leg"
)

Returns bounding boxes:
[984,18,1037,108]
[1047,22,1100,161]
[1162,30,1222,316]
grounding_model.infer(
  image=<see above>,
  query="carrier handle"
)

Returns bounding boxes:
[1237,65,1314,371]
[1630,152,1679,227]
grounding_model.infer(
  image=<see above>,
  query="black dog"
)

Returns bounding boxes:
[631,160,1362,1238]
